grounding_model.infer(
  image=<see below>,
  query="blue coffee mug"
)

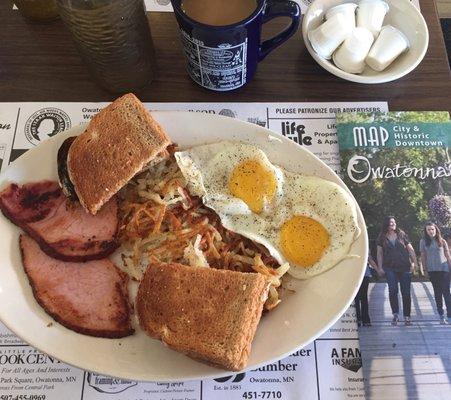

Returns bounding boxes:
[171,0,301,91]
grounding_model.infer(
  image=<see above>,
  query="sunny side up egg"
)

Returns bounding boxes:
[174,141,360,279]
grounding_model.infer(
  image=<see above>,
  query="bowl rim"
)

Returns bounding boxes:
[301,0,430,84]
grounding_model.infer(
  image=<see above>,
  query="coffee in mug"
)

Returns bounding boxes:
[171,0,300,91]
[181,0,257,26]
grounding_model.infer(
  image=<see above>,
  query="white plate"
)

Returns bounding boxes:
[302,0,429,84]
[0,111,368,381]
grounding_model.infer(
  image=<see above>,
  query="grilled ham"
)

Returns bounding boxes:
[0,181,118,262]
[20,234,133,338]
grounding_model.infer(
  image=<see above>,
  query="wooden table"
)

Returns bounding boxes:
[0,0,450,111]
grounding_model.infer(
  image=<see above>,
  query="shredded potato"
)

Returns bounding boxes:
[184,234,209,268]
[118,153,290,310]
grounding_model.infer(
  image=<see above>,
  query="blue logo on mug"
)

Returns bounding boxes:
[171,0,301,91]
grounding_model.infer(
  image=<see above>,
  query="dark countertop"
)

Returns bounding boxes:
[0,0,450,111]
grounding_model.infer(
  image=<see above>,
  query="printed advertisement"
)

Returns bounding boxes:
[0,319,358,400]
[0,101,387,174]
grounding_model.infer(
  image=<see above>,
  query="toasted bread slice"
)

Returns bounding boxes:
[67,93,171,214]
[136,262,270,371]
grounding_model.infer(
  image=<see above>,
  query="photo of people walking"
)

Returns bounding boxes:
[337,111,451,399]
[354,220,451,328]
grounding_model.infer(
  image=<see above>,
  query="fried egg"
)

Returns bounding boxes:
[175,141,360,279]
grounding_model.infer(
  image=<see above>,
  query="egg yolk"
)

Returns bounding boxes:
[280,215,330,267]
[229,159,277,213]
[228,159,277,213]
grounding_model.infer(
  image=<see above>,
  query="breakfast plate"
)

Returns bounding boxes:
[0,111,367,381]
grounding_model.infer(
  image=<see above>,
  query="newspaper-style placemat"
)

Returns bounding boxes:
[144,0,421,13]
[0,101,387,400]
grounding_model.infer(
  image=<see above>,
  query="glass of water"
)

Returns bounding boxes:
[56,0,156,93]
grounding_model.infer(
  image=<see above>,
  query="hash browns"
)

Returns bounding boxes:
[118,153,289,311]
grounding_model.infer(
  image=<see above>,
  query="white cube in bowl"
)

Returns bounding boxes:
[357,0,389,38]
[333,27,374,74]
[308,13,353,59]
[325,3,358,28]
[366,25,410,71]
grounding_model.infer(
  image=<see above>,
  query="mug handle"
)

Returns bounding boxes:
[259,0,301,61]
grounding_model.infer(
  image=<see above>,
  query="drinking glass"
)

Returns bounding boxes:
[56,0,156,93]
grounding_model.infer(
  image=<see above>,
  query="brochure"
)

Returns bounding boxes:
[336,111,451,399]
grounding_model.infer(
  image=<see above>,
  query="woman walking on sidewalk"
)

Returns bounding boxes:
[420,222,451,325]
[377,216,420,326]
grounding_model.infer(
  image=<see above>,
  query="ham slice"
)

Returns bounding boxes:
[20,234,133,338]
[0,181,118,262]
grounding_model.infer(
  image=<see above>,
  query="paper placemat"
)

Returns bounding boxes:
[0,100,387,400]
